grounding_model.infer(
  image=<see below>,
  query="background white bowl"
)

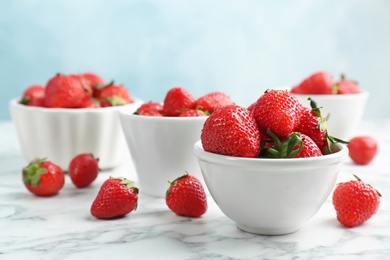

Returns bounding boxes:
[194,140,348,235]
[9,98,142,171]
[292,91,369,140]
[119,109,207,197]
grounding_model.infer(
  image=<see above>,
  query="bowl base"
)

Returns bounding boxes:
[236,224,300,236]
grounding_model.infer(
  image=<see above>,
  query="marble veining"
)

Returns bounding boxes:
[0,121,389,260]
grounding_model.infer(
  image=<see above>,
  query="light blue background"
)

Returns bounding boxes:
[1,0,390,121]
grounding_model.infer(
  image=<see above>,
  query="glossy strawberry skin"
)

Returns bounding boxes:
[98,84,133,107]
[179,109,208,117]
[348,136,378,165]
[163,87,196,116]
[195,91,233,114]
[44,74,92,108]
[291,71,333,94]
[332,177,380,227]
[135,102,164,116]
[22,159,65,196]
[292,133,322,158]
[68,153,99,188]
[201,105,261,158]
[166,174,207,218]
[20,85,45,107]
[91,177,138,219]
[253,90,302,138]
[294,106,327,152]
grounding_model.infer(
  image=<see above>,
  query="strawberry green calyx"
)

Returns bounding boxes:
[111,176,138,192]
[104,96,128,106]
[22,158,48,187]
[263,129,304,158]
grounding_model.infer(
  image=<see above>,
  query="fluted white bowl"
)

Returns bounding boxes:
[119,109,208,197]
[194,140,348,235]
[9,98,143,171]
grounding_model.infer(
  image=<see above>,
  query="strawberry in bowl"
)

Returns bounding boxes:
[9,72,142,171]
[193,90,349,235]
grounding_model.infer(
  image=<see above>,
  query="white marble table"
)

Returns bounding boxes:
[1,120,389,260]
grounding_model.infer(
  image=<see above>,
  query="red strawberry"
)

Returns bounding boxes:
[22,158,65,196]
[134,102,164,116]
[68,153,99,188]
[91,177,138,219]
[294,99,328,152]
[264,131,322,158]
[195,91,234,114]
[97,83,133,107]
[334,74,361,94]
[80,72,106,97]
[20,84,45,107]
[45,74,92,108]
[348,136,378,165]
[332,175,381,227]
[201,105,261,158]
[253,89,302,138]
[179,109,208,117]
[291,71,334,94]
[166,173,207,218]
[163,87,196,116]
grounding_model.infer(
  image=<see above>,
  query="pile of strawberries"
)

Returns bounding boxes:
[201,89,342,159]
[134,87,234,117]
[290,71,362,94]
[20,72,133,108]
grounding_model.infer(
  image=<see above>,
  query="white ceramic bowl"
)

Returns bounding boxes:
[119,109,208,197]
[9,98,143,171]
[292,91,369,140]
[193,140,348,235]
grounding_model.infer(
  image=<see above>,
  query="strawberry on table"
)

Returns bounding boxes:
[253,89,302,138]
[291,71,334,94]
[97,83,133,107]
[20,84,45,107]
[22,158,65,196]
[134,102,164,116]
[68,153,99,188]
[195,91,234,114]
[44,74,93,108]
[166,173,207,218]
[348,135,378,165]
[201,105,261,158]
[332,175,381,227]
[163,87,196,116]
[91,177,138,219]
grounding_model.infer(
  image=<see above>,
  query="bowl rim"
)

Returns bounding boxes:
[9,97,143,114]
[118,108,209,122]
[276,86,370,99]
[193,140,348,168]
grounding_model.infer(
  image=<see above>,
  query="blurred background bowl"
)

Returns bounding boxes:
[119,109,207,197]
[292,91,369,140]
[193,140,348,236]
[9,98,143,171]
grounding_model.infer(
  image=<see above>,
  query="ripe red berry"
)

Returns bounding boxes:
[201,105,261,158]
[68,153,99,188]
[253,89,302,138]
[135,102,164,116]
[348,136,378,165]
[166,173,207,218]
[195,91,234,114]
[91,177,138,219]
[163,87,196,116]
[22,158,65,196]
[332,175,381,227]
[290,71,334,94]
